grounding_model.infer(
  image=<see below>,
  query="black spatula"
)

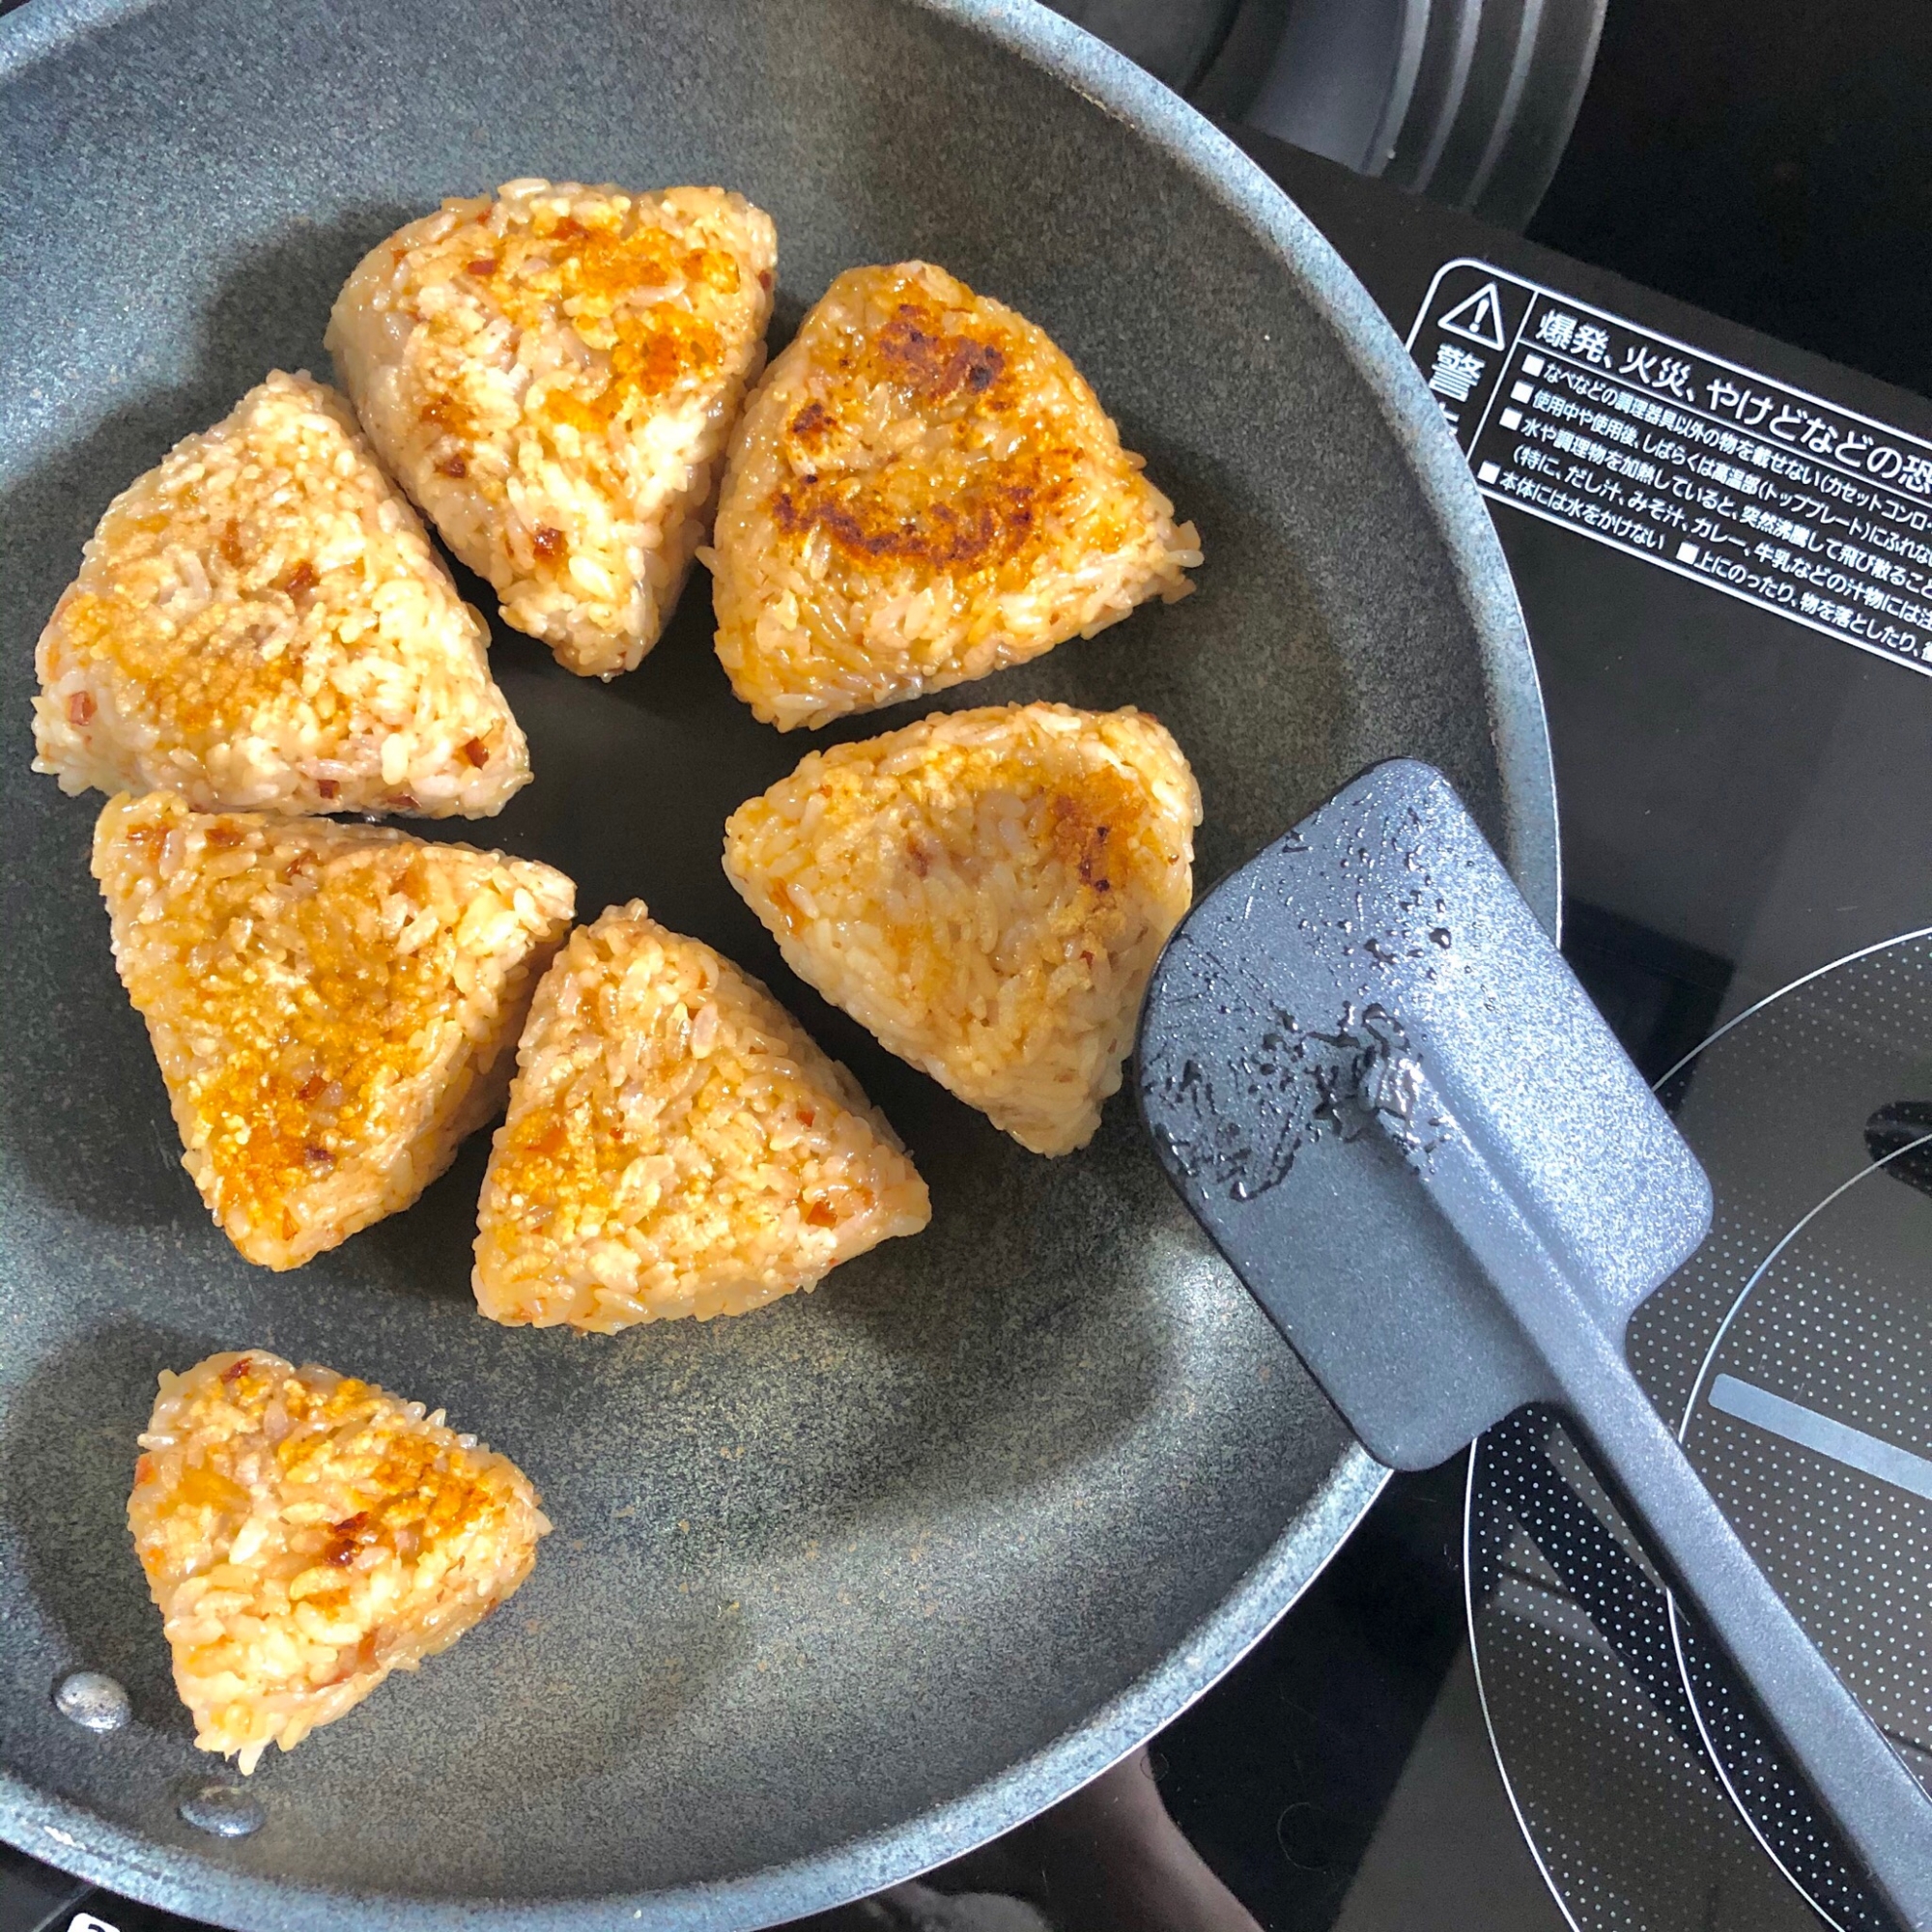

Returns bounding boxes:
[1136,757,1932,1929]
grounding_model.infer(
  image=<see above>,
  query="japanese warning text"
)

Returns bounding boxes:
[1407,259,1932,676]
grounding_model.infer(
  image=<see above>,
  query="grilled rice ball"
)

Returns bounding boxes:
[706,261,1200,730]
[473,901,929,1332]
[328,179,777,679]
[93,791,575,1269]
[31,371,528,818]
[723,703,1200,1155]
[130,1350,548,1772]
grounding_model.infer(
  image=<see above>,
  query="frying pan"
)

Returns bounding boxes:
[0,0,1558,1924]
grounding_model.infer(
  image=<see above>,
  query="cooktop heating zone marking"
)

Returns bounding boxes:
[1708,1374,1932,1505]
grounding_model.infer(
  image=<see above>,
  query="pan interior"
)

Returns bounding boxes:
[0,0,1548,1918]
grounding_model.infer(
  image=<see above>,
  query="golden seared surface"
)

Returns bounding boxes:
[93,791,574,1268]
[129,1350,548,1772]
[707,262,1200,729]
[474,901,929,1332]
[31,371,528,818]
[724,703,1201,1154]
[327,181,776,678]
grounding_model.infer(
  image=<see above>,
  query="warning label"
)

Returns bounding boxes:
[1407,258,1932,677]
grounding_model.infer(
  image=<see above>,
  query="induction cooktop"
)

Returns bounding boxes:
[1246,131,1932,1932]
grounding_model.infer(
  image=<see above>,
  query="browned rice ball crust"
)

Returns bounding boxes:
[94,791,574,1269]
[723,702,1200,1155]
[32,371,529,818]
[706,261,1200,729]
[473,901,929,1331]
[328,180,777,679]
[130,1350,548,1772]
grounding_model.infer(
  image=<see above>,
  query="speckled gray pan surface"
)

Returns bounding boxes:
[0,0,1555,1924]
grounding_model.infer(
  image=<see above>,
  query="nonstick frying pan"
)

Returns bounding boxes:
[0,1,1557,1924]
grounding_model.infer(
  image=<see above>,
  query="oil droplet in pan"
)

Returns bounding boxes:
[54,1671,130,1733]
[180,1783,266,1838]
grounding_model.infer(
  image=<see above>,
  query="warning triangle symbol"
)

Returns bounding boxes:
[1439,282,1508,352]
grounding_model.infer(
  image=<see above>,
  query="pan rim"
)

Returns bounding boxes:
[0,0,1555,1921]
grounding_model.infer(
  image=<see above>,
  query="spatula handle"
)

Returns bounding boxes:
[1380,1070,1932,1931]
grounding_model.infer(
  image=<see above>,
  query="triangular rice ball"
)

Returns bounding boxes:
[723,703,1201,1155]
[707,261,1201,729]
[328,180,777,679]
[33,371,529,818]
[473,902,929,1331]
[94,791,575,1268]
[130,1350,549,1772]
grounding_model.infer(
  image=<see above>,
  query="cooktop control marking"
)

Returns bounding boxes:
[1708,1373,1932,1504]
[1408,258,1932,678]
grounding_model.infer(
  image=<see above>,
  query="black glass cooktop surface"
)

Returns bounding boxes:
[1247,131,1932,1932]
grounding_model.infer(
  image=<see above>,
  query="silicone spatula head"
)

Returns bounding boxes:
[1134,757,1711,1468]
